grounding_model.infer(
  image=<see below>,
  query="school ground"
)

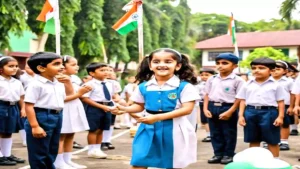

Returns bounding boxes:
[8,126,300,169]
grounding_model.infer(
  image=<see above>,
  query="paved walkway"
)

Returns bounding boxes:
[6,126,300,169]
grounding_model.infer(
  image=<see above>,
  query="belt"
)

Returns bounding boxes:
[0,100,17,106]
[247,105,276,110]
[146,110,169,114]
[97,102,112,106]
[34,107,61,114]
[209,101,233,107]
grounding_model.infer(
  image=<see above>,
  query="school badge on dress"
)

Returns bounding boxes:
[168,93,177,99]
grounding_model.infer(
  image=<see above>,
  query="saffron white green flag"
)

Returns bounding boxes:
[36,0,57,35]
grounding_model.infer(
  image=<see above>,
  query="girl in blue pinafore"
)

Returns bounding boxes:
[115,48,200,169]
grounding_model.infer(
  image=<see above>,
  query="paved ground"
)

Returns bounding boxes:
[6,125,300,169]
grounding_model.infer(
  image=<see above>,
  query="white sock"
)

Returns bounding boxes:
[1,138,12,157]
[0,150,3,157]
[54,154,65,167]
[88,144,96,153]
[207,132,211,137]
[102,129,110,143]
[291,124,298,130]
[94,144,101,150]
[19,130,26,144]
[63,152,72,163]
[107,126,114,143]
[280,139,289,144]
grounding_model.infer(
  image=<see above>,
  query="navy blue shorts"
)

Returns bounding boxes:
[85,105,111,131]
[199,102,208,124]
[282,105,292,128]
[0,101,20,134]
[244,106,280,145]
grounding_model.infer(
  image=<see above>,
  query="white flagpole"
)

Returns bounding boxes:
[137,1,144,62]
[54,0,61,55]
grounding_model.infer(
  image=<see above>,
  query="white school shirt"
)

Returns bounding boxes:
[71,75,82,86]
[236,77,285,107]
[131,75,201,108]
[292,75,300,95]
[204,73,245,103]
[24,75,66,110]
[195,81,206,102]
[108,79,122,93]
[0,75,24,102]
[82,78,116,102]
[121,83,136,99]
[273,76,293,105]
[19,72,35,90]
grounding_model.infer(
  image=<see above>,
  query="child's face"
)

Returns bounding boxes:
[107,67,114,78]
[39,58,64,77]
[200,72,213,81]
[127,76,135,83]
[272,67,287,78]
[251,65,272,79]
[216,59,237,74]
[90,66,109,80]
[2,60,19,77]
[149,51,181,79]
[25,64,34,75]
[64,58,79,75]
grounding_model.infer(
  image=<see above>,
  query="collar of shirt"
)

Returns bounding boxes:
[216,72,236,80]
[36,74,59,84]
[92,78,107,84]
[249,77,275,85]
[0,75,16,82]
[145,75,180,87]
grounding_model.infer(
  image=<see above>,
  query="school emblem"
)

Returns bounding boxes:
[168,93,177,100]
[225,87,230,92]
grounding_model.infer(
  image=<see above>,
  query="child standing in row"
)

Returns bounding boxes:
[237,58,285,158]
[114,48,199,169]
[0,56,26,166]
[24,52,73,169]
[81,63,119,158]
[203,53,244,164]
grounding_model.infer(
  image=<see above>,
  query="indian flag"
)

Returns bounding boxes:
[36,0,57,35]
[228,13,237,46]
[112,2,139,35]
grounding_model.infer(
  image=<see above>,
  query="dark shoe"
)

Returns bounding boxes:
[73,141,84,149]
[208,156,222,164]
[0,157,16,166]
[201,136,211,142]
[290,130,299,136]
[6,155,25,163]
[262,142,268,149]
[101,143,109,150]
[221,156,233,164]
[279,143,290,151]
[107,143,115,150]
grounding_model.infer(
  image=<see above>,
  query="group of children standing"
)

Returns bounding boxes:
[0,49,300,169]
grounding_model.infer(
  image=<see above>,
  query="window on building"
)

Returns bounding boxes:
[208,51,243,61]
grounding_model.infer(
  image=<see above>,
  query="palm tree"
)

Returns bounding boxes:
[279,0,299,24]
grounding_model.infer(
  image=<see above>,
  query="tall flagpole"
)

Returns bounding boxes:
[137,0,144,62]
[54,0,61,55]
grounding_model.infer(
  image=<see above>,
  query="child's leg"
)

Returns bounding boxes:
[268,144,280,157]
[88,130,100,153]
[249,142,260,147]
[96,130,104,147]
[19,129,26,146]
[54,134,66,167]
[280,126,290,149]
[0,134,12,157]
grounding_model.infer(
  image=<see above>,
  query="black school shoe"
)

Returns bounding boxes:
[0,157,16,166]
[201,136,211,142]
[102,143,115,150]
[73,141,84,149]
[6,155,25,163]
[290,130,299,136]
[279,143,290,151]
[220,156,233,164]
[208,156,222,164]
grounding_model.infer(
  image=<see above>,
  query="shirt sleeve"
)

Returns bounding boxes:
[204,77,213,94]
[113,81,122,94]
[19,81,25,96]
[24,83,39,103]
[235,83,247,99]
[82,81,93,98]
[236,78,245,93]
[180,83,201,103]
[291,78,300,94]
[276,85,286,101]
[130,86,144,103]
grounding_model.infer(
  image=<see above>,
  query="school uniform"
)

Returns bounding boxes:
[130,75,199,168]
[0,75,24,134]
[204,73,244,157]
[236,77,285,145]
[24,75,66,169]
[61,82,89,133]
[108,79,122,125]
[196,81,207,124]
[82,78,116,131]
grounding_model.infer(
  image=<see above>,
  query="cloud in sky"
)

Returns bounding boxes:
[187,0,297,23]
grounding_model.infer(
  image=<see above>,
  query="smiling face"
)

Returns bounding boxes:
[38,58,64,78]
[1,60,19,77]
[149,51,181,80]
[64,57,79,75]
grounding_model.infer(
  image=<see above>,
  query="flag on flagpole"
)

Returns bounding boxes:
[228,13,237,46]
[122,0,134,11]
[36,0,57,35]
[112,2,139,35]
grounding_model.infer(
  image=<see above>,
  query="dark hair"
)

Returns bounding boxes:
[275,60,288,70]
[62,55,73,66]
[250,57,276,70]
[0,56,20,79]
[135,48,198,85]
[86,62,108,76]
[199,68,216,75]
[27,52,62,74]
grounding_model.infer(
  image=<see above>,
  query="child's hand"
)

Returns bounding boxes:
[77,85,92,96]
[56,74,71,83]
[110,107,125,115]
[138,115,159,124]
[130,113,142,120]
[238,116,246,126]
[219,111,232,120]
[101,105,112,112]
[32,126,47,138]
[20,109,26,118]
[204,110,212,118]
[293,106,300,115]
[273,117,283,126]
[287,106,294,116]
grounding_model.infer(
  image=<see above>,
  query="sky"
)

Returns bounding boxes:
[187,0,296,23]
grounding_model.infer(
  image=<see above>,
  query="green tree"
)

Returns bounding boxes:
[143,4,161,49]
[280,0,299,24]
[159,13,173,48]
[73,0,105,68]
[0,0,27,50]
[240,47,291,68]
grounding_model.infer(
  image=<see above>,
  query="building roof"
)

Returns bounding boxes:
[195,30,300,50]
